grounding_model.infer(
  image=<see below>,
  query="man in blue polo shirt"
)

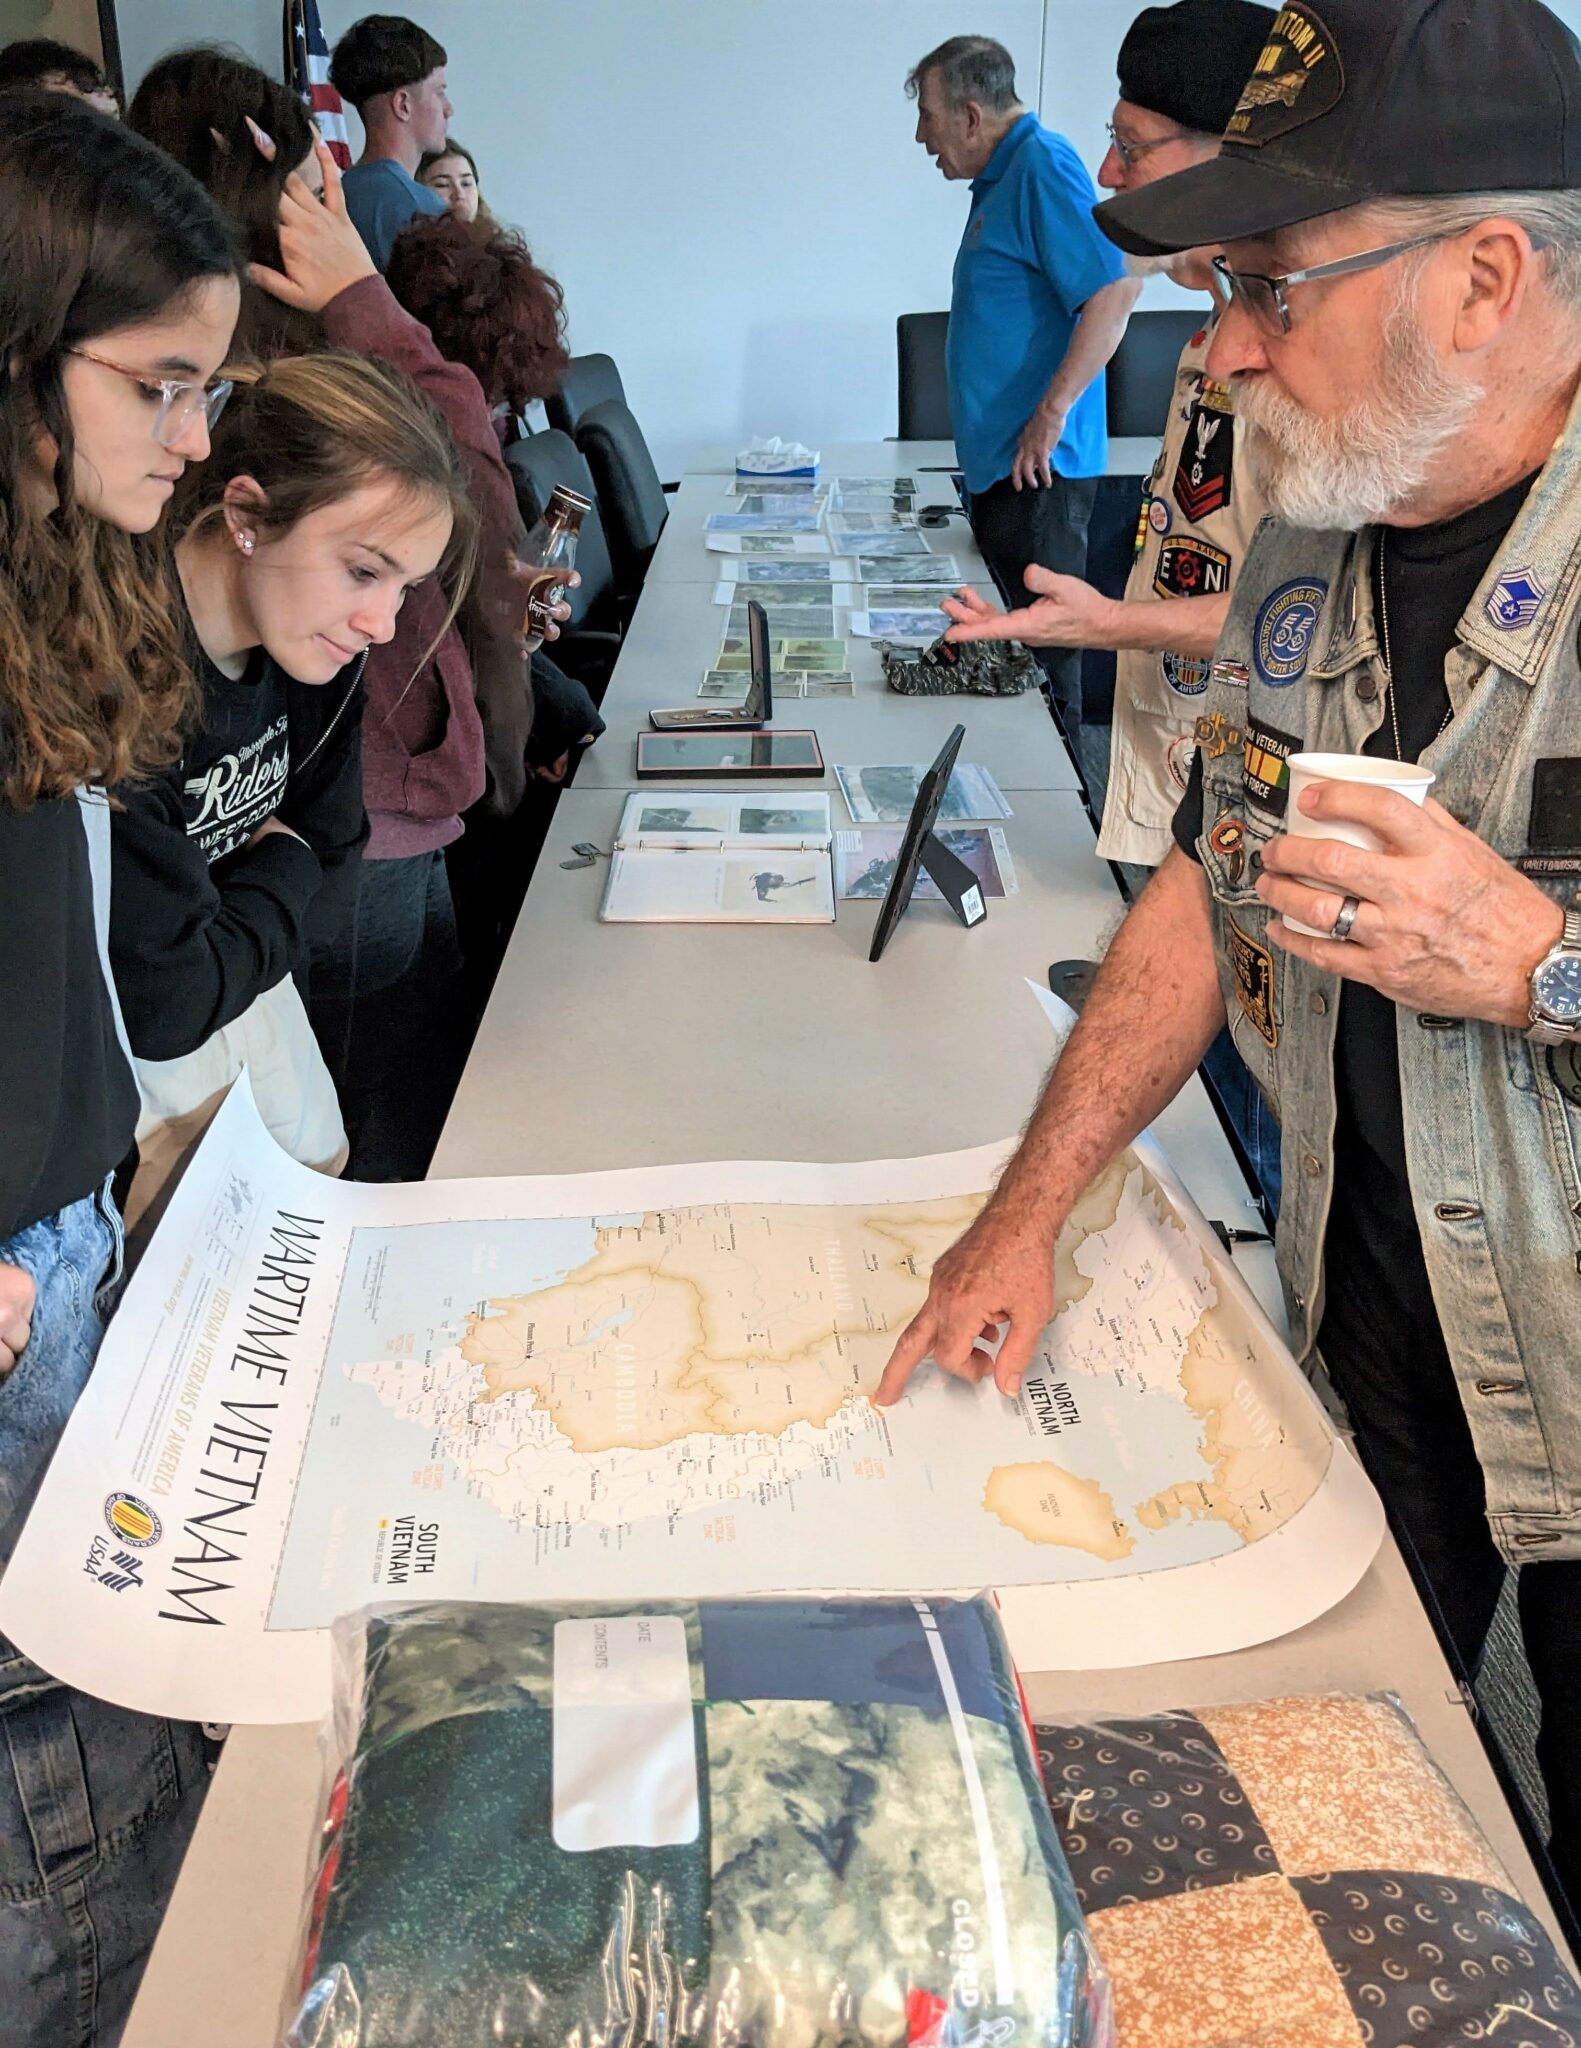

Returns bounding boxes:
[908,36,1140,739]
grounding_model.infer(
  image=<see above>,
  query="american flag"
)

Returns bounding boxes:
[285,0,353,169]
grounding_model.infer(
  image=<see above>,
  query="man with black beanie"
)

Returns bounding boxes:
[886,0,1581,1919]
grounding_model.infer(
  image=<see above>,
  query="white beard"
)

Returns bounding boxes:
[1232,292,1484,530]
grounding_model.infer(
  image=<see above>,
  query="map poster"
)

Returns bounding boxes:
[0,1071,1382,1725]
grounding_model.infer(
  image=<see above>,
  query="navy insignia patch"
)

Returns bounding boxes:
[1226,5,1343,149]
[1485,565,1547,632]
[1228,916,1279,1048]
[1172,402,1234,521]
[1254,577,1328,687]
[1154,536,1231,601]
[1243,720,1300,816]
[1162,651,1209,698]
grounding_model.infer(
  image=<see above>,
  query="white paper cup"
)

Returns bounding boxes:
[1281,752,1435,936]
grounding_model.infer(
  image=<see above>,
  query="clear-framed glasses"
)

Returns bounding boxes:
[1105,120,1185,170]
[1210,229,1537,336]
[69,347,234,448]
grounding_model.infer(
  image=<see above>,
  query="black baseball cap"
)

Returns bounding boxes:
[1117,1,1276,138]
[1096,0,1581,257]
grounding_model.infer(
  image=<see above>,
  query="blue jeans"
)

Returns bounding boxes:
[1201,1027,1284,1220]
[309,849,468,1182]
[0,1190,212,2046]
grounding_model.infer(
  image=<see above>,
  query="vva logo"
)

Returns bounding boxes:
[104,1491,162,1548]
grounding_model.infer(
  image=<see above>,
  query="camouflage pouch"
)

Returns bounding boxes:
[879,634,1038,696]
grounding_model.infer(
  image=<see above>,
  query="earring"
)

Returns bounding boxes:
[236,531,255,556]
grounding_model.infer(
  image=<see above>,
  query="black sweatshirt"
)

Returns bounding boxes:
[110,643,367,1064]
[0,792,139,1243]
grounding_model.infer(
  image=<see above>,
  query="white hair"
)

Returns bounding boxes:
[1333,190,1581,315]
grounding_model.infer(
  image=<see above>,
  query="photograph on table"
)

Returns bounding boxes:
[731,560,842,583]
[731,493,830,518]
[718,581,835,607]
[715,636,847,672]
[834,474,920,495]
[705,512,822,534]
[728,610,838,641]
[700,671,854,699]
[844,532,938,558]
[836,760,1013,824]
[837,824,1016,900]
[705,533,833,556]
[862,586,959,610]
[852,606,949,641]
[830,512,917,535]
[853,554,961,586]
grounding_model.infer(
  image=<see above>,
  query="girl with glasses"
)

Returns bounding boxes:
[0,91,240,2044]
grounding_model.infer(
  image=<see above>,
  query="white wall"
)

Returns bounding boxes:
[110,0,1581,474]
[111,1,1122,473]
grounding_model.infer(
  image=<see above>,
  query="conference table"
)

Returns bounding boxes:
[122,441,1567,2043]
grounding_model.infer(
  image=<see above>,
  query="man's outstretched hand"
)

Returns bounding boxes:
[874,1202,1057,1408]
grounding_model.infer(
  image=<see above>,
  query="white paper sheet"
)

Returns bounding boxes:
[0,1036,1381,1722]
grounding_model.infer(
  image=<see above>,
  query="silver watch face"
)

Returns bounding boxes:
[1535,949,1581,1024]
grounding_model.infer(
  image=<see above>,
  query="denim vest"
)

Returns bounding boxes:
[1190,405,1581,1564]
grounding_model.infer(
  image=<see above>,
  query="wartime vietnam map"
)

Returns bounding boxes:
[0,1059,1381,1723]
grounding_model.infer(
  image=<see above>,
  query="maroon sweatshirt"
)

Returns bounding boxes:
[320,275,533,856]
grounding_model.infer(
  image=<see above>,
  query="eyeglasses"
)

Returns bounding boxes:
[1105,121,1185,170]
[1211,230,1499,336]
[69,348,234,448]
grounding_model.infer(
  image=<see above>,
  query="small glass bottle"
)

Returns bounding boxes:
[517,484,592,654]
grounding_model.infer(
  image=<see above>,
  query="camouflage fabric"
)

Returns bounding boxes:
[879,635,1038,696]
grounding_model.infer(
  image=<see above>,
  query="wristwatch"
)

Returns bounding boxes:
[1527,906,1581,1045]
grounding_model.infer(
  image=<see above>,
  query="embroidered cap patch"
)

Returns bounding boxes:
[1226,4,1343,148]
[1486,566,1547,632]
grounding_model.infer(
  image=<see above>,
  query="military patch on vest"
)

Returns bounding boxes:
[1172,403,1234,521]
[1486,565,1547,632]
[1149,496,1172,535]
[1133,492,1152,557]
[1228,916,1279,1048]
[1226,4,1343,148]
[1194,709,1245,761]
[1162,651,1209,698]
[1254,577,1329,687]
[1211,658,1251,690]
[1518,757,1581,877]
[1154,536,1231,601]
[1243,720,1300,816]
[1209,814,1248,884]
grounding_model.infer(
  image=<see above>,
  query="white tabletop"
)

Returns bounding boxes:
[122,446,1568,2043]
[573,579,1084,797]
[685,435,1162,479]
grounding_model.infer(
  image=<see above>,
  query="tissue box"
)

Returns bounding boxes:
[735,436,819,477]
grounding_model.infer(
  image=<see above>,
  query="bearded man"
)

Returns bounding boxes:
[878,0,1581,1911]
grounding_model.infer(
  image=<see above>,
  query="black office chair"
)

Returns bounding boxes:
[544,351,626,438]
[574,398,670,609]
[896,312,952,440]
[1106,307,1202,439]
[502,430,623,693]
